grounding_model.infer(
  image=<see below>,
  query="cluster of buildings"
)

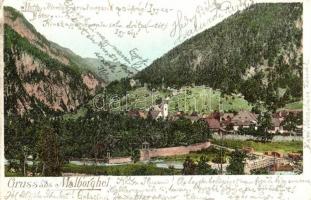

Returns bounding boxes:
[127,101,169,120]
[127,102,302,135]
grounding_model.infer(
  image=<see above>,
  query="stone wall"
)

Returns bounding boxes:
[139,141,211,161]
[108,157,132,164]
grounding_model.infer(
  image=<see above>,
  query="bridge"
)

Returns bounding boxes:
[244,155,290,174]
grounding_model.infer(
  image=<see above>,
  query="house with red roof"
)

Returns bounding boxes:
[231,110,258,131]
[204,118,221,133]
[148,102,169,120]
[269,117,284,134]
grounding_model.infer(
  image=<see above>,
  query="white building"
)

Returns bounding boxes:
[149,102,169,120]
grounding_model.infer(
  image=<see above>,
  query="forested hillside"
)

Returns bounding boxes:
[4,6,105,116]
[136,3,303,110]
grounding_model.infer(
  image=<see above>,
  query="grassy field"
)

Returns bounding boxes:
[63,107,88,120]
[63,87,301,120]
[5,163,181,176]
[212,139,303,154]
[283,101,303,110]
[5,166,23,177]
[65,85,252,119]
[120,87,169,110]
[112,86,252,114]
[62,163,181,175]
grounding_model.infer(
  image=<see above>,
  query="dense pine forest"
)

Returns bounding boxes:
[136,3,303,111]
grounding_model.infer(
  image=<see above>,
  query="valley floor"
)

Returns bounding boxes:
[5,140,302,176]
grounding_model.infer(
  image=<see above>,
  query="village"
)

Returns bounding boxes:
[60,84,301,176]
[104,80,302,138]
[2,1,304,180]
[5,81,302,176]
[125,85,303,137]
[123,98,303,174]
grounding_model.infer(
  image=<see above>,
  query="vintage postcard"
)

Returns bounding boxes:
[0,0,310,199]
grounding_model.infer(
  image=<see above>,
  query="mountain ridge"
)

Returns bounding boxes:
[135,3,303,110]
[4,6,137,83]
[4,6,105,116]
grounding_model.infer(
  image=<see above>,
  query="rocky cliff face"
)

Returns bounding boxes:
[4,7,105,116]
[4,7,70,65]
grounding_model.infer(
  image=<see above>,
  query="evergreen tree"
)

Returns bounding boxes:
[196,155,217,175]
[227,150,247,175]
[182,156,196,175]
[38,124,63,176]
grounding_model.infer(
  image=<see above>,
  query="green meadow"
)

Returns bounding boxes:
[212,139,303,154]
[113,86,252,114]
